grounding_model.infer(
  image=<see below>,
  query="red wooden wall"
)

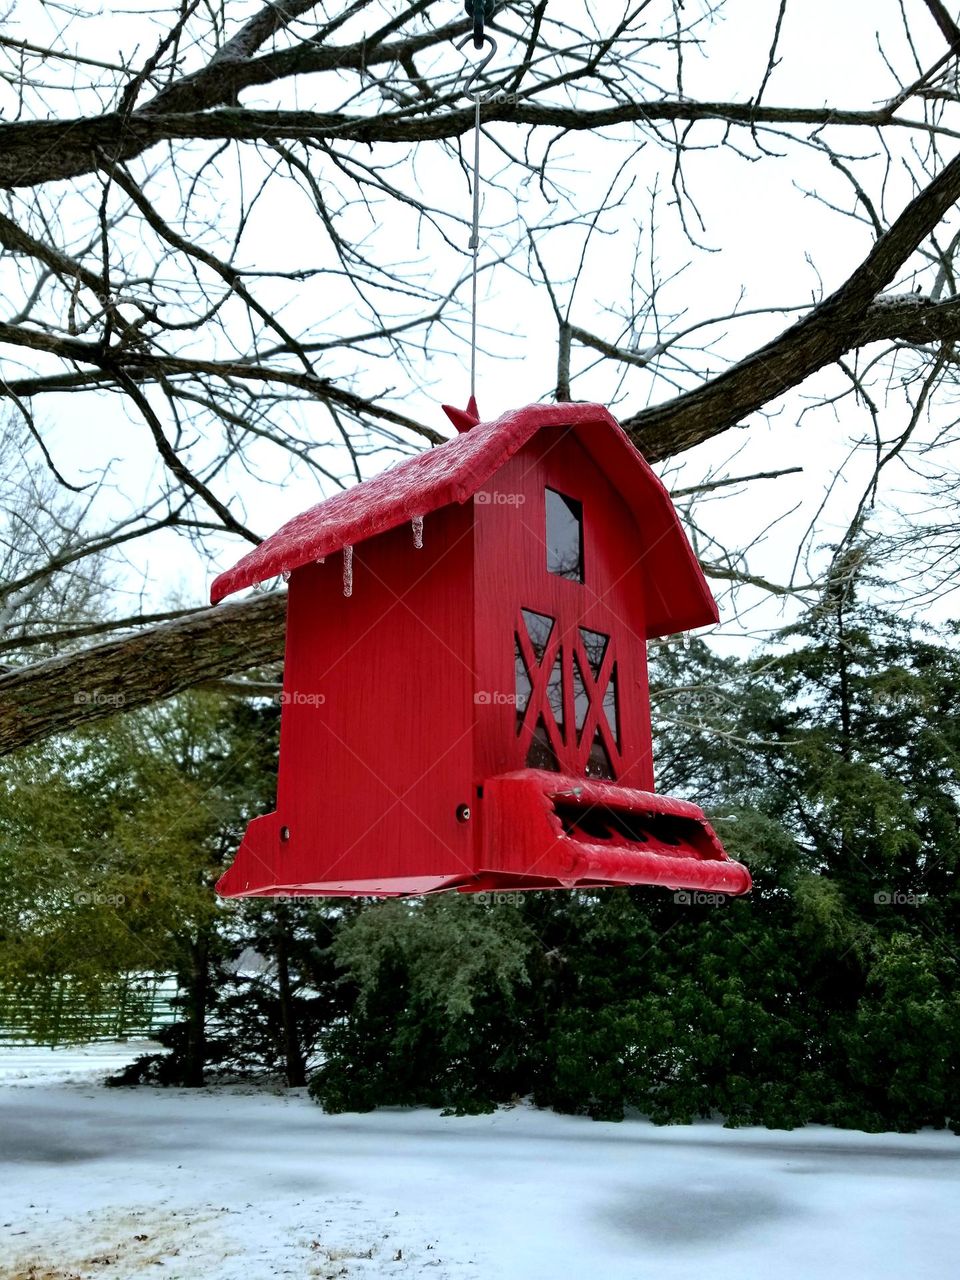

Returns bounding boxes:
[271,499,477,893]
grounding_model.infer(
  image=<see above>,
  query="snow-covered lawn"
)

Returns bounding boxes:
[0,1044,957,1279]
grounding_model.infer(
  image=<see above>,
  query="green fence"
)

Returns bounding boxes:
[0,974,180,1046]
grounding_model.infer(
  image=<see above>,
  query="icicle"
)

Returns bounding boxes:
[412,514,424,550]
[342,545,353,597]
[281,568,291,583]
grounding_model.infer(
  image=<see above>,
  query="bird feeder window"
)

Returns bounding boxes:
[570,625,620,778]
[545,487,584,582]
[517,607,564,768]
[572,652,590,734]
[527,716,560,771]
[579,626,608,676]
[521,607,554,661]
[604,663,621,749]
[546,656,564,735]
[586,727,615,779]
[517,609,553,731]
[513,638,532,725]
[519,609,620,780]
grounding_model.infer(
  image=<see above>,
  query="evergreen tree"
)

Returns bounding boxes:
[310,895,535,1114]
[310,597,960,1132]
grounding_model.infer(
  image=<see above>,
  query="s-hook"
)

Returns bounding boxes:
[456,31,498,102]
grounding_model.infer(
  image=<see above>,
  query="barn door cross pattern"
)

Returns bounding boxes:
[515,606,620,779]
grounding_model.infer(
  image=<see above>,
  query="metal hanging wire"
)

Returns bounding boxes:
[456,22,498,403]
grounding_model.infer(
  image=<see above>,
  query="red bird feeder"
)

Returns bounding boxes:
[212,402,751,899]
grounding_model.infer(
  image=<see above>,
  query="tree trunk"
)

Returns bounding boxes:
[183,930,210,1088]
[0,590,285,756]
[274,909,307,1087]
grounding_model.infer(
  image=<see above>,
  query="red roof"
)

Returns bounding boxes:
[210,402,718,638]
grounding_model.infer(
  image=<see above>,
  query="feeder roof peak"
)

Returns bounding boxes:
[209,401,717,638]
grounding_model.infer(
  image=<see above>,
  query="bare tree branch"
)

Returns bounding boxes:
[0,591,285,755]
[625,152,960,459]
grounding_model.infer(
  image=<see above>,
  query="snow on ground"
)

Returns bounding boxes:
[0,1041,160,1087]
[0,1045,958,1280]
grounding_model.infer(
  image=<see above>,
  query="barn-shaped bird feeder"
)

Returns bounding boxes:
[212,402,751,899]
